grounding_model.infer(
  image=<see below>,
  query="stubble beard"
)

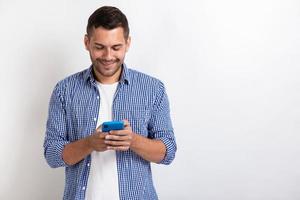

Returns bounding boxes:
[93,58,122,78]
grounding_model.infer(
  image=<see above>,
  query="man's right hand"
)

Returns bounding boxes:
[86,129,108,152]
[63,129,108,165]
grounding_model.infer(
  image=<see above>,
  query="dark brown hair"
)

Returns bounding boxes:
[86,6,129,39]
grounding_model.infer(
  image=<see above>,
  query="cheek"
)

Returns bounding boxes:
[91,51,102,59]
[115,51,126,59]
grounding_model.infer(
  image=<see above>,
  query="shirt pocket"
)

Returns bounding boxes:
[68,97,99,141]
[116,108,150,137]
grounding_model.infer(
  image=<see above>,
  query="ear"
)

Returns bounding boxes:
[84,34,90,51]
[125,36,131,52]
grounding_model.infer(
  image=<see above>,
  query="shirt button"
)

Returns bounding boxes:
[87,163,90,167]
[97,96,99,99]
[93,118,97,121]
[82,186,86,190]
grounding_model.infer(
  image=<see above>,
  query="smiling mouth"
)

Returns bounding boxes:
[99,60,117,67]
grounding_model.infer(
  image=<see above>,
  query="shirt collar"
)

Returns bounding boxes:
[84,63,130,85]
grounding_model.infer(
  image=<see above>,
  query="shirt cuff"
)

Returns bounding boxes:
[45,140,70,168]
[156,135,177,165]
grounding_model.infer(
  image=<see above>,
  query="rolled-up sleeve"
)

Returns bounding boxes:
[44,83,70,168]
[149,81,177,165]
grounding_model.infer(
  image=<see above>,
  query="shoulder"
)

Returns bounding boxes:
[52,68,89,96]
[57,68,88,86]
[126,68,167,104]
[127,68,164,87]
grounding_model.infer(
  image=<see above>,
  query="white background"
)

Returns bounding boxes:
[1,0,300,199]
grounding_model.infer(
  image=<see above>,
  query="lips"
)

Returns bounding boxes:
[101,61,114,65]
[99,59,117,66]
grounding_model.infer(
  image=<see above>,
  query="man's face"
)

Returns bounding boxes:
[84,26,130,83]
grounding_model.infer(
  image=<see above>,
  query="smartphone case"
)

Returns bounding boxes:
[102,121,124,132]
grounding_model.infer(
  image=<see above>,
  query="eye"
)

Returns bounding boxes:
[112,46,122,51]
[94,46,104,50]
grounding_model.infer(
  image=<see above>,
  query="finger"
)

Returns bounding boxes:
[92,132,107,140]
[105,135,122,141]
[96,125,102,132]
[123,119,131,129]
[93,130,104,138]
[107,146,129,151]
[106,134,132,141]
[109,130,130,136]
[104,140,130,146]
[123,119,129,125]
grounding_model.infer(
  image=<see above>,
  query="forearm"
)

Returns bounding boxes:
[130,133,166,163]
[62,137,93,165]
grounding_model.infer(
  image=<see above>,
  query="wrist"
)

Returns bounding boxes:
[85,136,94,152]
[130,132,139,149]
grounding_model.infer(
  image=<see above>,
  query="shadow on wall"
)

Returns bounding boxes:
[6,39,69,199]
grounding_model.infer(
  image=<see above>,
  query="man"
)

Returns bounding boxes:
[44,6,176,200]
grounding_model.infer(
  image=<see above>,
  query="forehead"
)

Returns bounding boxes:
[89,26,126,44]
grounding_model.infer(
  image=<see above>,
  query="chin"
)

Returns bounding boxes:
[99,67,120,77]
[93,61,122,75]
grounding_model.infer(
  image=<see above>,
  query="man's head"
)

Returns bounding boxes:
[86,6,129,39]
[84,6,131,83]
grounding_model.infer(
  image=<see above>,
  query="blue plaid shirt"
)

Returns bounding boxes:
[44,64,177,200]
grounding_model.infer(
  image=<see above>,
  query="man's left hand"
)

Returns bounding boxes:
[104,120,135,151]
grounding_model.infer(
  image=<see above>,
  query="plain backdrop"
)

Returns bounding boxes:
[1,0,300,199]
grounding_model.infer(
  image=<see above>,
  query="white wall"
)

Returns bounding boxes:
[1,0,300,199]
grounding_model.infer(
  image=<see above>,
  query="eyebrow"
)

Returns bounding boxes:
[94,42,123,47]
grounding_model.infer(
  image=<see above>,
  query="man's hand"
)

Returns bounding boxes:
[62,128,108,165]
[86,129,108,152]
[104,120,135,151]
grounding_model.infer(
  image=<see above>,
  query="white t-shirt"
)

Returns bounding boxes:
[85,81,120,200]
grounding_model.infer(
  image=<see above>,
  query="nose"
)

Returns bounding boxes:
[103,48,113,60]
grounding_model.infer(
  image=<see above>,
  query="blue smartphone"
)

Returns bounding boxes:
[102,121,124,132]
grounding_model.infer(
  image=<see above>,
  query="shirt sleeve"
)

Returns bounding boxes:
[43,82,70,168]
[148,81,177,165]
